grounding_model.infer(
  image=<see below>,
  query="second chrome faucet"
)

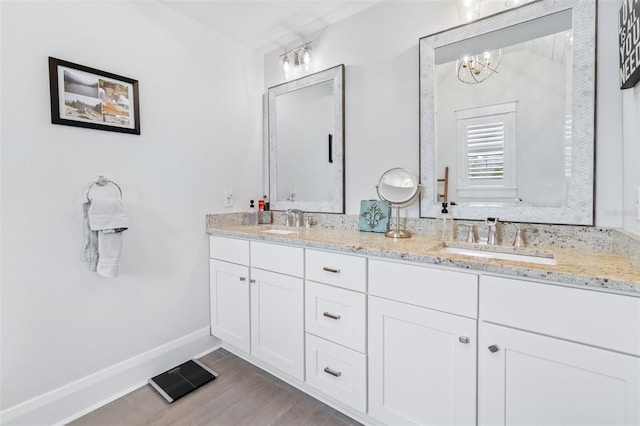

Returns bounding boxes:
[285,209,304,227]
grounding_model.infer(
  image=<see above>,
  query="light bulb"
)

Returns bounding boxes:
[302,46,311,65]
[282,55,290,73]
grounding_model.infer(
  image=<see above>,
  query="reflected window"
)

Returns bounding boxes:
[456,101,517,198]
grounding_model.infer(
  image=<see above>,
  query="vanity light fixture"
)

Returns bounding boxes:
[456,0,482,23]
[280,42,313,81]
[456,49,502,84]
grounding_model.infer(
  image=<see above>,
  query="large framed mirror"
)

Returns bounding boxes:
[420,0,595,224]
[268,64,345,213]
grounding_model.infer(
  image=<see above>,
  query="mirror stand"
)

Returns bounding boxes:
[376,167,421,239]
[384,204,412,239]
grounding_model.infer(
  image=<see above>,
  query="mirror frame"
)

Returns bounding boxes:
[268,64,345,213]
[419,0,596,225]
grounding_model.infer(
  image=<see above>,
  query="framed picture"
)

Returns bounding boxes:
[48,57,140,134]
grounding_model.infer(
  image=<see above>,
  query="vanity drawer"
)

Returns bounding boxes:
[305,333,367,413]
[305,281,366,353]
[306,249,366,292]
[369,259,478,318]
[209,236,249,265]
[480,276,640,356]
[251,241,303,277]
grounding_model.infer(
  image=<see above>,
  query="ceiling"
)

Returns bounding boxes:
[160,0,384,53]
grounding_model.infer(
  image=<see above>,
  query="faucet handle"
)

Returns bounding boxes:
[513,227,526,247]
[459,223,476,243]
[285,209,292,227]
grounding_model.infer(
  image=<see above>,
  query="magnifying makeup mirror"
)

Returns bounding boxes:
[376,168,421,238]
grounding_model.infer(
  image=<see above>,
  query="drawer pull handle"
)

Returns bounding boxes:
[322,267,341,274]
[239,277,247,282]
[250,279,256,284]
[488,344,500,353]
[323,312,341,320]
[459,336,470,344]
[323,367,342,378]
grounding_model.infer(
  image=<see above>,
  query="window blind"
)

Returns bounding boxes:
[466,121,504,180]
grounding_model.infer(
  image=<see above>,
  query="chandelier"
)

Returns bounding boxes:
[456,50,502,84]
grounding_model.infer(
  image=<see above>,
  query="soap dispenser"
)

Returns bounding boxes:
[246,200,258,225]
[437,202,454,241]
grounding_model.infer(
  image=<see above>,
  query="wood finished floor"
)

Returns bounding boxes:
[68,349,362,426]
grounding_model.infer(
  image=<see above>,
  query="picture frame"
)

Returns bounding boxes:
[48,57,140,134]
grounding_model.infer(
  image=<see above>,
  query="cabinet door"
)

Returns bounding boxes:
[209,259,250,353]
[251,268,304,380]
[368,296,477,426]
[479,323,640,426]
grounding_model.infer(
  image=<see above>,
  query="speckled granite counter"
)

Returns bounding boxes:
[206,214,640,296]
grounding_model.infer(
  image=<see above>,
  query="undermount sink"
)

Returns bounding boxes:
[440,246,557,266]
[261,228,299,235]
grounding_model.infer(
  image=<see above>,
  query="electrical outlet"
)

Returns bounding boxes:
[224,190,233,208]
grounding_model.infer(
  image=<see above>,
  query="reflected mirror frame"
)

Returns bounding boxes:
[268,64,345,214]
[419,0,595,225]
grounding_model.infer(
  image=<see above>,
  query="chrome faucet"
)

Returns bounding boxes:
[285,209,304,227]
[485,217,499,245]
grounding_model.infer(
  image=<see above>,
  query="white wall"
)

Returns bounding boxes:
[265,1,460,217]
[0,0,262,417]
[264,0,624,227]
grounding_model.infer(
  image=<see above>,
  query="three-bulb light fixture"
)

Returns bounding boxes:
[281,42,313,81]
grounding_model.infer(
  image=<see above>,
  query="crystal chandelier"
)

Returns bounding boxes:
[456,50,502,84]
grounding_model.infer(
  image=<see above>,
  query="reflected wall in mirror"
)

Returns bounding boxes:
[420,0,596,225]
[268,64,345,213]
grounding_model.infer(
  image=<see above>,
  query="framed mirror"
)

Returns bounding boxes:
[268,64,345,213]
[419,0,596,224]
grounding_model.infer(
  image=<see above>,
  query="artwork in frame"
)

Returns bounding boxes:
[48,57,140,134]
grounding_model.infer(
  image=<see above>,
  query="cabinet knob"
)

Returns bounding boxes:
[459,336,470,344]
[488,344,500,353]
[322,267,341,274]
[323,367,342,378]
[239,277,246,282]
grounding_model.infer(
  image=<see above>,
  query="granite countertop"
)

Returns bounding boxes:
[207,224,640,296]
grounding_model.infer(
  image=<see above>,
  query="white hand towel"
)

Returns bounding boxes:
[88,199,129,278]
[82,202,99,271]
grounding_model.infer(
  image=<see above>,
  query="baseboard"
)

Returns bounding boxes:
[1,327,221,426]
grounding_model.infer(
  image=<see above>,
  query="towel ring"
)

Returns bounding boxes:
[86,176,123,202]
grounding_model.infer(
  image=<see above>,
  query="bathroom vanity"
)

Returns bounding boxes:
[207,217,640,426]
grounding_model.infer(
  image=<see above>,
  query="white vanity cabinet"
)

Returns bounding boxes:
[478,276,640,426]
[209,236,305,380]
[209,231,640,426]
[304,249,368,412]
[367,259,479,426]
[209,236,251,353]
